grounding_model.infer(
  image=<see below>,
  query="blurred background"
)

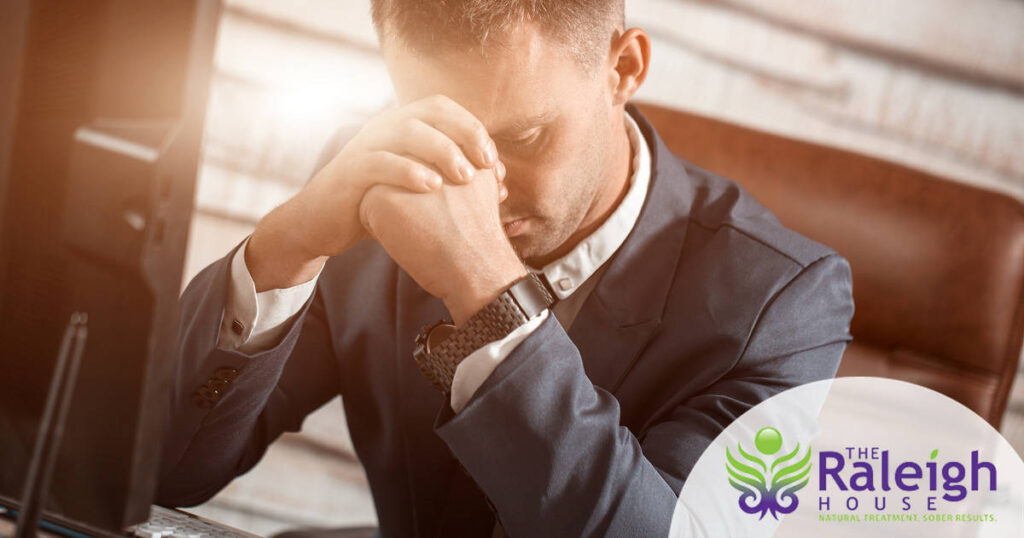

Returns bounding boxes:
[180,0,1024,534]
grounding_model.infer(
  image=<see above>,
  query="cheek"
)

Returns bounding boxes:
[507,149,576,205]
[541,129,588,177]
[503,167,550,210]
[503,122,599,209]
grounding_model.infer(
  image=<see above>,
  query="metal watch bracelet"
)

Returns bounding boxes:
[412,273,555,394]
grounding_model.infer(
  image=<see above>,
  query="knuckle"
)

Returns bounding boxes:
[440,139,462,161]
[458,118,486,144]
[361,186,382,212]
[402,161,427,184]
[362,151,388,177]
[470,123,490,144]
[359,195,379,228]
[398,118,420,139]
[428,94,453,108]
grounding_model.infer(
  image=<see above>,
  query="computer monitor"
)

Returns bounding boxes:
[0,1,220,535]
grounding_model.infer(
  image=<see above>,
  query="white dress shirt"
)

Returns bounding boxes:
[218,113,651,414]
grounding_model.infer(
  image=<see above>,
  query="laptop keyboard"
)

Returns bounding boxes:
[130,506,252,538]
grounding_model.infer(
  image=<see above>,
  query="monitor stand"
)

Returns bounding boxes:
[14,313,88,538]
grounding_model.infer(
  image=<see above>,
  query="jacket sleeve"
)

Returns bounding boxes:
[155,242,341,507]
[434,254,854,537]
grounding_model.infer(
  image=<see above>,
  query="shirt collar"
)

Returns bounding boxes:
[530,113,651,300]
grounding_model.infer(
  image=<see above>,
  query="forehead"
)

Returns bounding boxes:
[381,23,592,133]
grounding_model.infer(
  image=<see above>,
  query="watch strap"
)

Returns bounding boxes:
[413,273,555,393]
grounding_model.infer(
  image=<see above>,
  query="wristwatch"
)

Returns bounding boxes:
[413,272,555,394]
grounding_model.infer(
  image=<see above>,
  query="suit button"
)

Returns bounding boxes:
[214,367,240,381]
[197,386,220,402]
[191,392,212,410]
[208,378,229,392]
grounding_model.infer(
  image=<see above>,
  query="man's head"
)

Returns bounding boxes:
[371,0,650,266]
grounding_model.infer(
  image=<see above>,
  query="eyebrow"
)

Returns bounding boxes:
[491,110,557,137]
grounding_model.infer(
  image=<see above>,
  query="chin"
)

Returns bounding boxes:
[510,233,562,266]
[508,236,532,259]
[509,235,540,260]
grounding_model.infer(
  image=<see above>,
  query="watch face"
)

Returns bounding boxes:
[426,323,457,353]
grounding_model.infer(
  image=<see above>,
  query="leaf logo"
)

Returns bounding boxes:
[725,427,812,520]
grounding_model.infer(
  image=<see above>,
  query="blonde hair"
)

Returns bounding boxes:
[370,0,624,67]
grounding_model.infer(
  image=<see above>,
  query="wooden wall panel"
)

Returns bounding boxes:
[631,0,1024,198]
[714,0,1024,88]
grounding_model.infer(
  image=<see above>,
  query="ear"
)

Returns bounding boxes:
[606,28,651,106]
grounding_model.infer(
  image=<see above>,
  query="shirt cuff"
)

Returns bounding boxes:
[217,237,321,354]
[449,310,550,413]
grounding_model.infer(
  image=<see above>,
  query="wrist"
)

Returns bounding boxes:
[247,200,328,292]
[444,252,528,326]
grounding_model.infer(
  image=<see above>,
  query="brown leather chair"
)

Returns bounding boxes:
[637,102,1024,427]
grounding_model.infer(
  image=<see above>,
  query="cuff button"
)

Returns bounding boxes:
[230,319,244,335]
[208,378,229,392]
[214,367,240,381]
[197,386,220,402]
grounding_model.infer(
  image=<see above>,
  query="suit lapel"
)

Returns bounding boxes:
[568,105,695,393]
[566,293,661,393]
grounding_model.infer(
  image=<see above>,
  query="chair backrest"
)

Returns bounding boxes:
[637,102,1024,426]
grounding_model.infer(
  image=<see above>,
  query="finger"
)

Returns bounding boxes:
[495,160,506,182]
[358,150,443,193]
[405,94,497,169]
[498,183,509,202]
[392,118,477,185]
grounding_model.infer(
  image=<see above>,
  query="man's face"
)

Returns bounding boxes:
[382,23,620,266]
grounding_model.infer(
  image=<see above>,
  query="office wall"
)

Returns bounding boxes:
[182,1,1024,534]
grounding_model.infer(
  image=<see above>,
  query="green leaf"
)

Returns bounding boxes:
[773,445,813,490]
[930,449,939,460]
[737,442,767,473]
[726,446,765,485]
[770,443,801,473]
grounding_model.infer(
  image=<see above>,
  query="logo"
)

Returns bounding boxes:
[726,427,813,520]
[816,447,998,517]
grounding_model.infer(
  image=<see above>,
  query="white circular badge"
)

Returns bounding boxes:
[669,377,1024,537]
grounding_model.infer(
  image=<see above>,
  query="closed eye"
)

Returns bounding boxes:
[499,127,544,151]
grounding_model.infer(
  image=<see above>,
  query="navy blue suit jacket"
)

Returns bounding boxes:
[157,106,854,537]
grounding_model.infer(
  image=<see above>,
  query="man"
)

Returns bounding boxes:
[157,1,854,536]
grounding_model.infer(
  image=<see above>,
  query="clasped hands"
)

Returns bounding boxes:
[359,166,527,326]
[245,94,527,326]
